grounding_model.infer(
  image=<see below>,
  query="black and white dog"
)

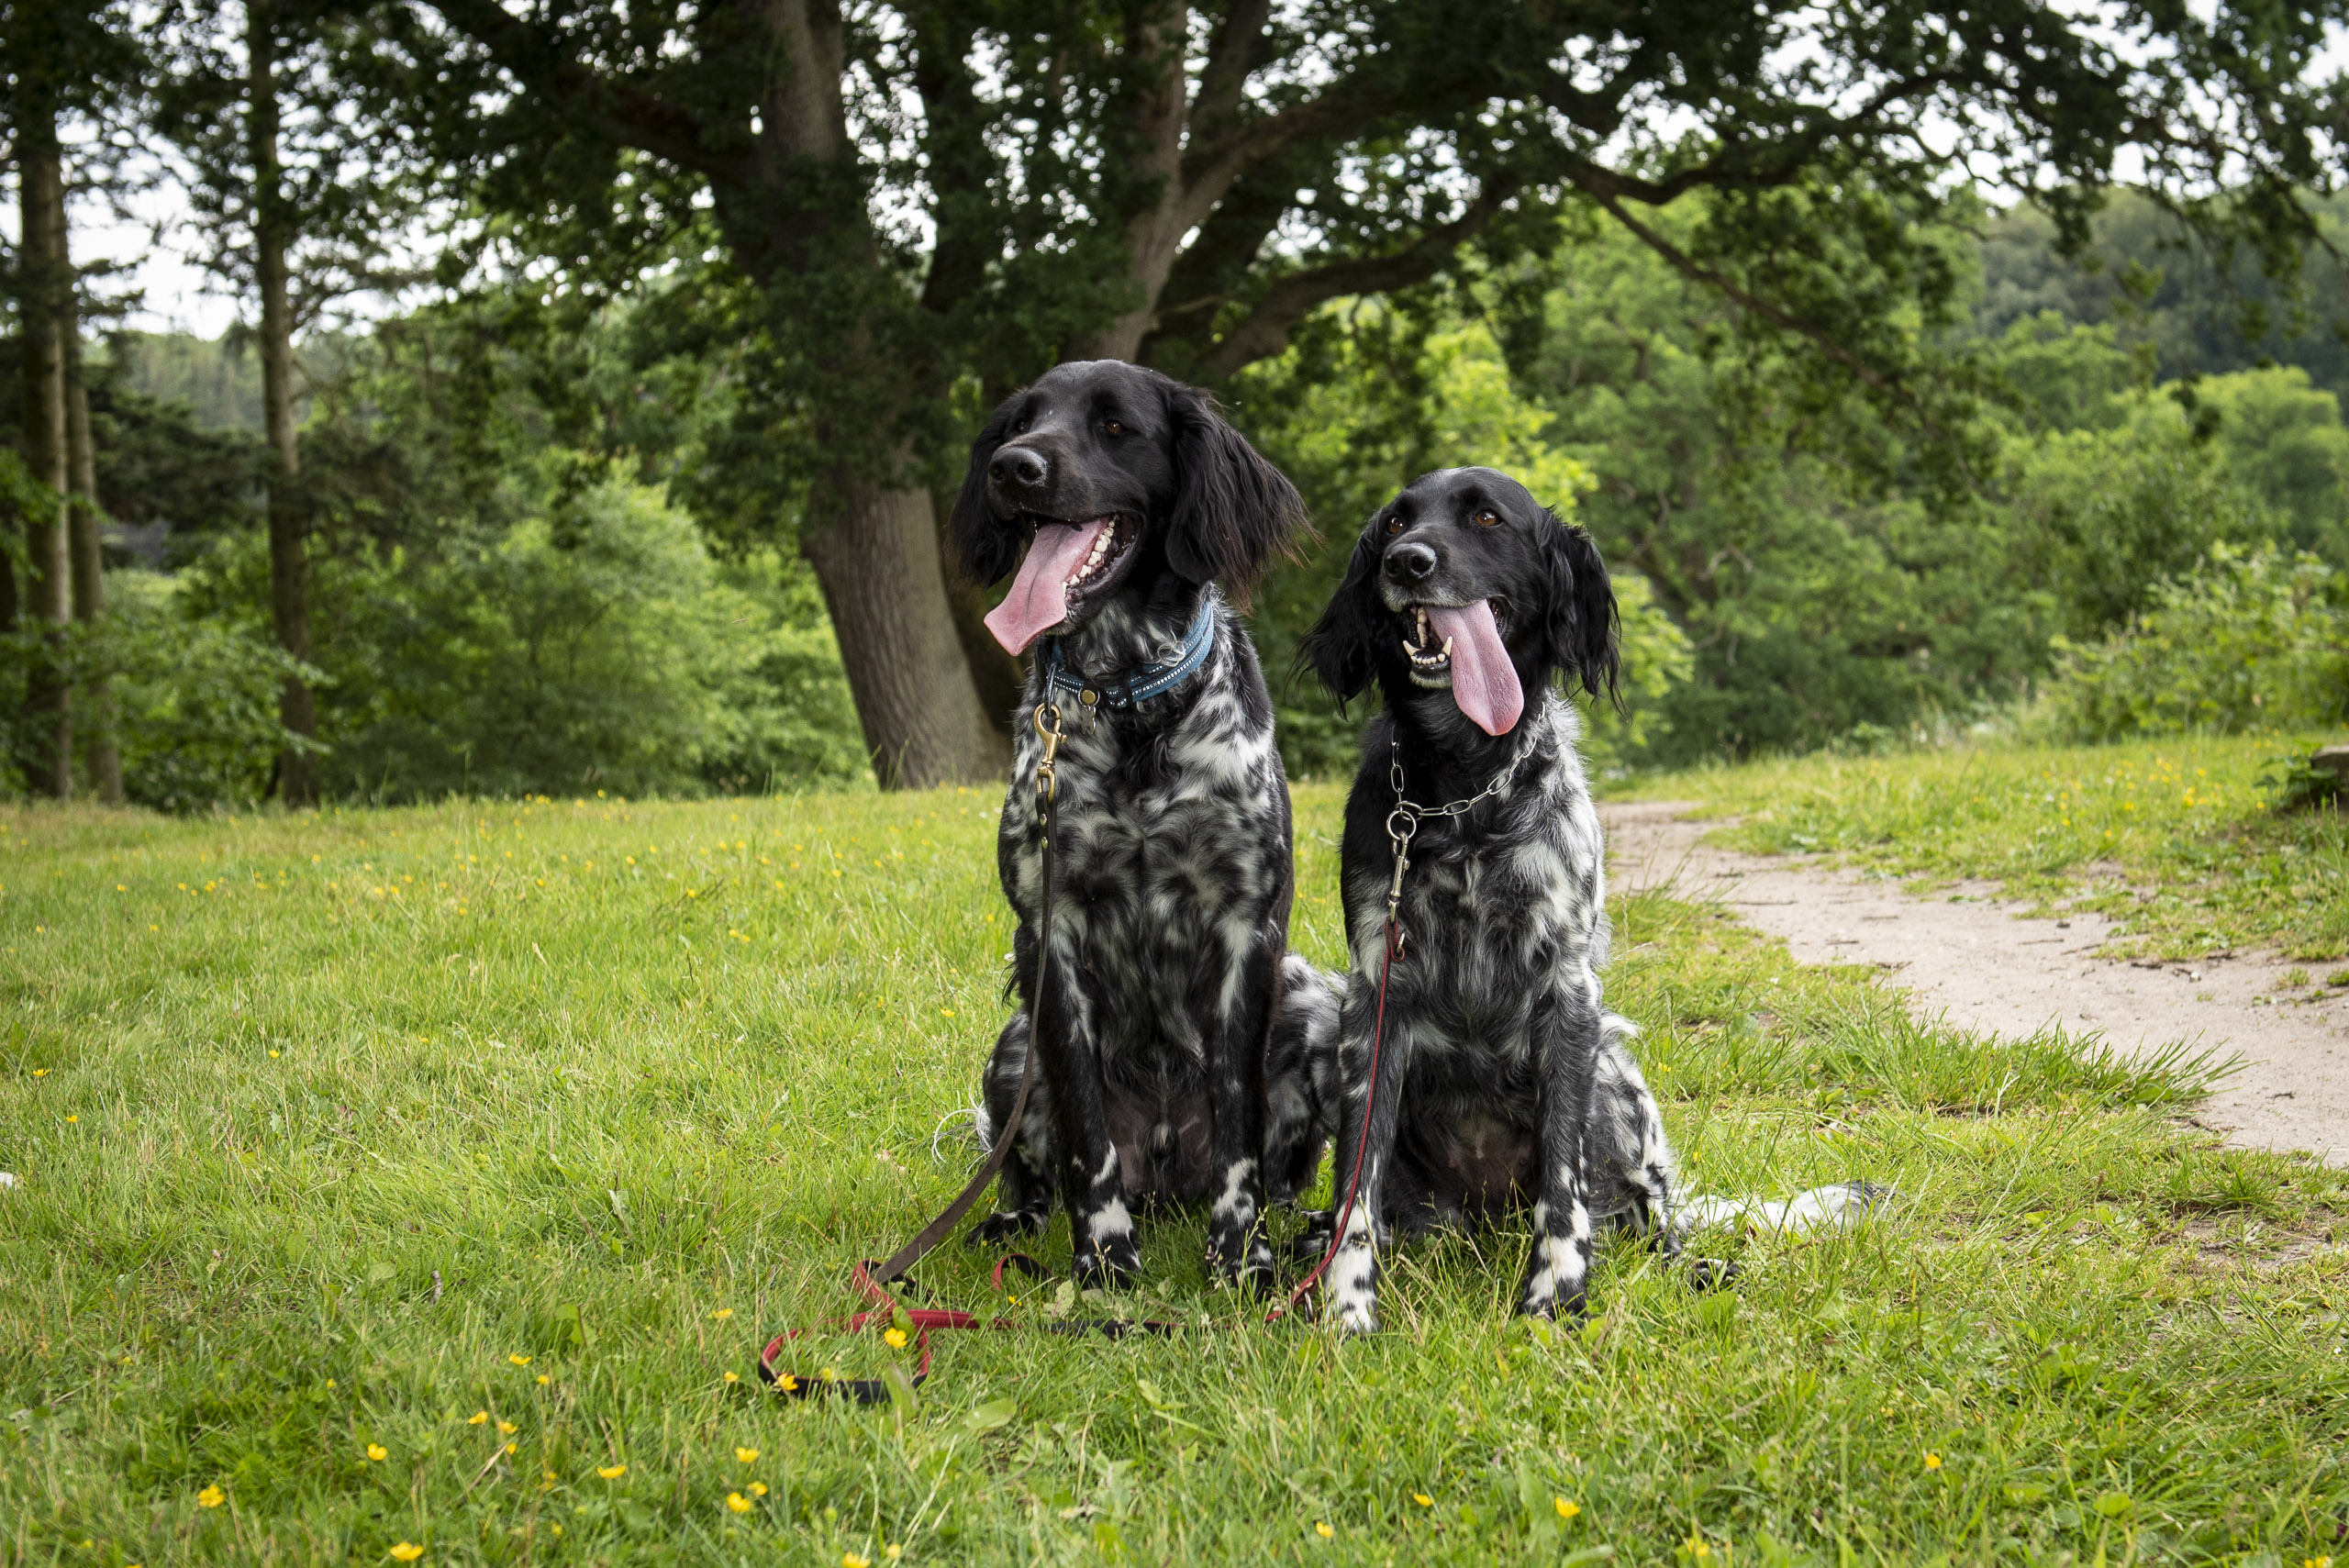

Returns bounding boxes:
[1298,466,1680,1330]
[948,360,1318,1289]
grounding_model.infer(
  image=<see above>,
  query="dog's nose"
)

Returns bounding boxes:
[990,445,1048,491]
[1383,540,1437,584]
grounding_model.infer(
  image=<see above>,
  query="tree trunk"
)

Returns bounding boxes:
[1063,1,1194,363]
[799,476,1008,786]
[17,97,73,800]
[250,1,316,806]
[62,260,121,803]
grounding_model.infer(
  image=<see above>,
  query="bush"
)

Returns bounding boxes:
[308,481,868,800]
[99,571,321,813]
[2040,544,2348,740]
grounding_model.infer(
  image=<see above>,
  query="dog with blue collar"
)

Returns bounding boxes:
[944,360,1332,1291]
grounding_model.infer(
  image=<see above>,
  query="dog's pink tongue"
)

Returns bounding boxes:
[983,518,1112,654]
[1427,601,1523,736]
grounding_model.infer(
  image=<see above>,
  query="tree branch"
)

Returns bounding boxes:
[1580,187,1900,399]
[419,0,750,184]
[1197,181,1518,379]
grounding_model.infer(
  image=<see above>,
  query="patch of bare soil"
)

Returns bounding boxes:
[1603,801,2349,1164]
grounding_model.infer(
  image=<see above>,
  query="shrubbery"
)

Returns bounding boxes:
[106,479,867,809]
[103,572,320,812]
[2040,545,2347,740]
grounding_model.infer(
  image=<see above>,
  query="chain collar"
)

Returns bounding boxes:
[1380,726,1536,945]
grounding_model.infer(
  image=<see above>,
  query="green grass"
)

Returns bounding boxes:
[3,784,2346,1566]
[1623,732,2349,962]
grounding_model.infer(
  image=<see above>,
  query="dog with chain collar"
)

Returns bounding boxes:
[1296,466,1684,1331]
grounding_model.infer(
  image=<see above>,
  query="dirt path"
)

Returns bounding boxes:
[1601,801,2348,1163]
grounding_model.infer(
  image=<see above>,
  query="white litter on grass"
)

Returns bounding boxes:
[1675,1180,1892,1237]
[0,1172,17,1191]
[931,1106,990,1162]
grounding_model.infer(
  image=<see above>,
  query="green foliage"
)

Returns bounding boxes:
[2000,395,2273,639]
[2259,751,2345,814]
[1977,192,2349,402]
[2039,545,2349,743]
[95,572,321,813]
[184,479,869,802]
[1517,208,2049,764]
[2195,365,2349,561]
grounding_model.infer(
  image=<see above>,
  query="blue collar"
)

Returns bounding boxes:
[1041,595,1219,723]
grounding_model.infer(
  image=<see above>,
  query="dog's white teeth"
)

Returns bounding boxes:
[1442,638,1453,658]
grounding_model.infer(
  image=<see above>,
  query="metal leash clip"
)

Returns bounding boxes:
[1384,797,1417,956]
[1033,702,1066,809]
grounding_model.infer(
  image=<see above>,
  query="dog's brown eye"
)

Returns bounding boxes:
[1384,516,1403,537]
[1102,419,1124,436]
[1475,508,1500,528]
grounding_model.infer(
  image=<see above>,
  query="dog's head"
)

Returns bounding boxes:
[1302,467,1619,737]
[948,360,1305,653]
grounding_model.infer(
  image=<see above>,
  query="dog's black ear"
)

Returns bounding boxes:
[947,398,1026,584]
[1543,513,1621,707]
[1299,522,1388,703]
[1164,383,1307,602]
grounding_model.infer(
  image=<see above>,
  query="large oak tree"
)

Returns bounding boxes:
[367,0,2349,786]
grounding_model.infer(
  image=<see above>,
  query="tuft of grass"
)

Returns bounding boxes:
[0,784,2343,1566]
[1621,733,2349,961]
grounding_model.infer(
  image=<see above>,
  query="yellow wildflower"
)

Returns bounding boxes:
[389,1545,425,1562]
[1556,1498,1580,1519]
[711,1307,733,1321]
[597,1464,627,1481]
[726,1493,752,1514]
[1924,1452,1943,1471]
[196,1485,226,1508]
[1315,1521,1334,1540]
[736,1447,760,1463]
[467,1411,488,1426]
[842,1554,870,1568]
[508,1354,530,1366]
[497,1420,517,1435]
[535,1374,551,1386]
[366,1444,388,1462]
[723,1371,742,1385]
[1411,1493,1431,1507]
[749,1482,768,1497]
[883,1328,908,1350]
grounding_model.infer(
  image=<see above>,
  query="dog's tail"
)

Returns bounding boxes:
[1672,1179,1895,1240]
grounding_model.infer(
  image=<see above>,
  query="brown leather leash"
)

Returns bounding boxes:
[759,703,1174,1404]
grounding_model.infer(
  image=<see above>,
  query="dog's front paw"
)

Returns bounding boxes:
[1516,1286,1588,1325]
[1071,1229,1141,1288]
[968,1209,1043,1248]
[1205,1221,1275,1294]
[1681,1255,1740,1292]
[1283,1209,1336,1264]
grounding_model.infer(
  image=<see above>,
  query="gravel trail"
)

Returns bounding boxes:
[1602,800,2348,1163]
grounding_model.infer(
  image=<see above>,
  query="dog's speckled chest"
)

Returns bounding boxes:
[1347,702,1609,1071]
[997,603,1286,1064]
